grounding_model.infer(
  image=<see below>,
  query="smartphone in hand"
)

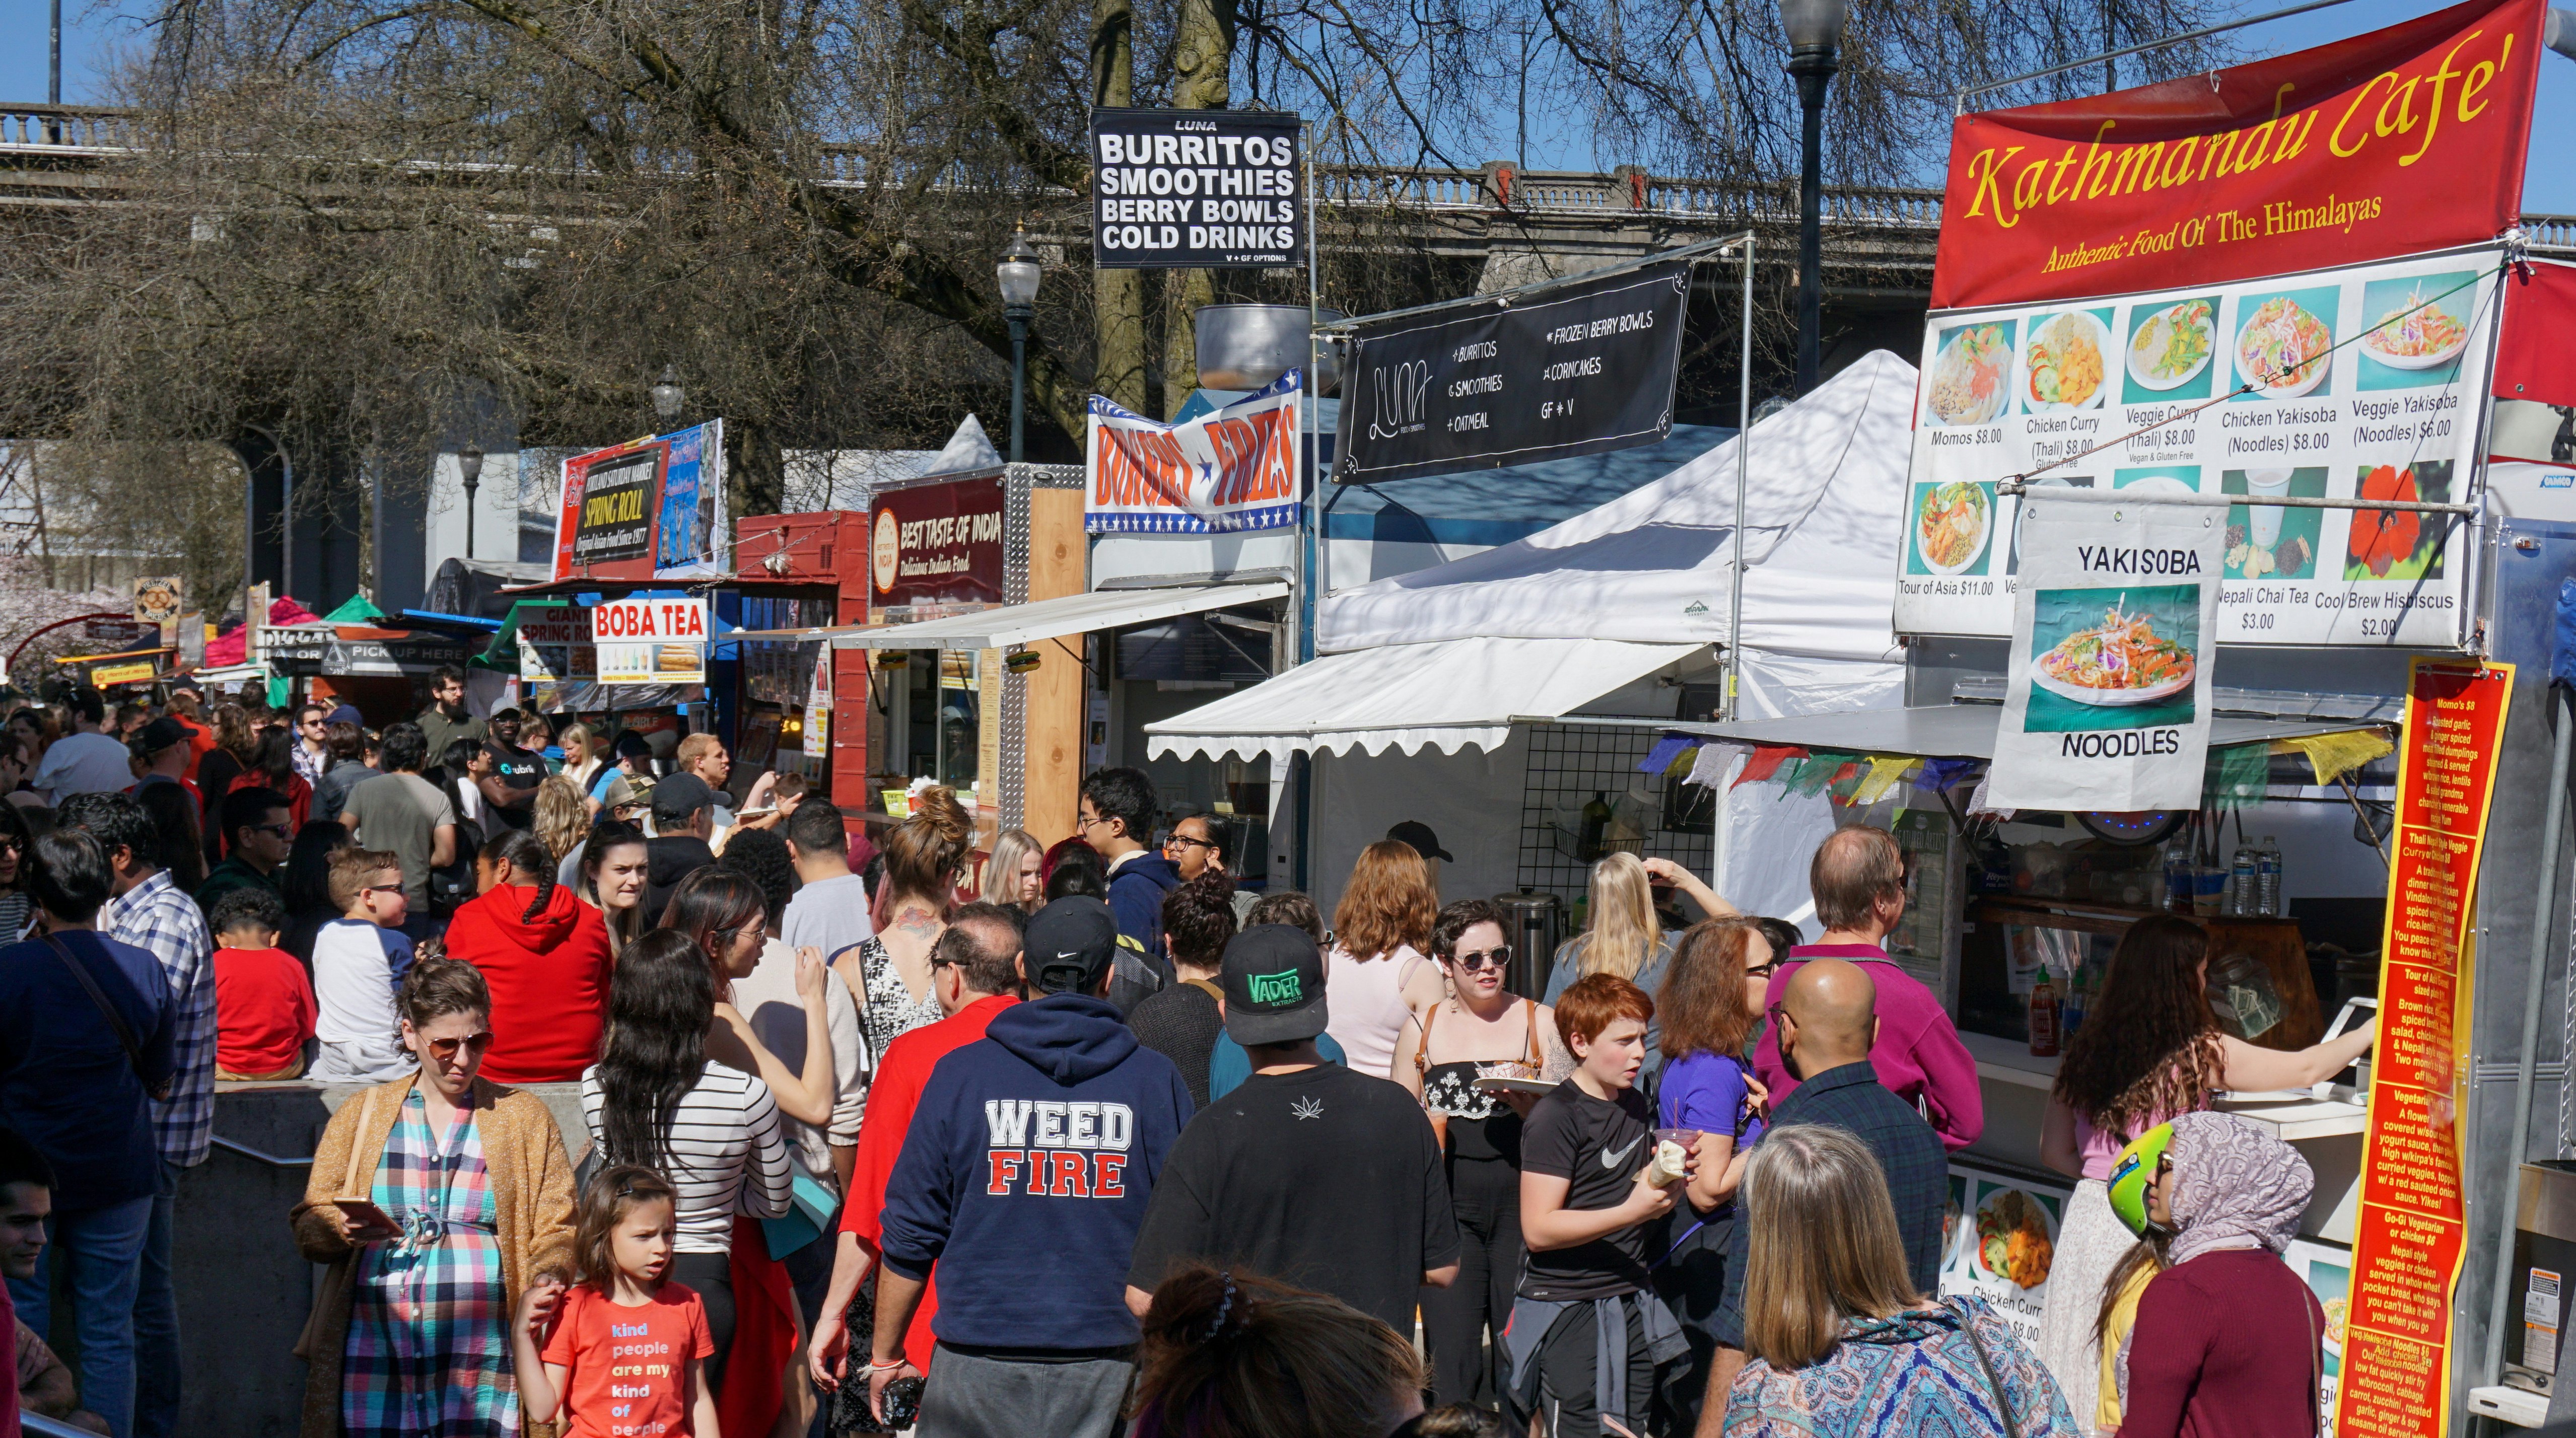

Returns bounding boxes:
[333,1197,402,1238]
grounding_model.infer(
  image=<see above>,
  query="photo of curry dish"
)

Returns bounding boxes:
[1975,1189,2054,1290]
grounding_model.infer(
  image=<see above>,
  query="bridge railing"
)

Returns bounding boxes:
[0,103,145,152]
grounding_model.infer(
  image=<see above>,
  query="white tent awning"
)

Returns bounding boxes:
[1145,636,1706,769]
[730,579,1289,651]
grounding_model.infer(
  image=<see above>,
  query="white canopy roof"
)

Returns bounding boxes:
[1145,636,1704,770]
[1318,348,1913,664]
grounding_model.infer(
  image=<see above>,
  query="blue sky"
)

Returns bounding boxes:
[3,0,2572,212]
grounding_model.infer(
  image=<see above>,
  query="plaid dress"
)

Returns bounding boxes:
[341,1089,516,1437]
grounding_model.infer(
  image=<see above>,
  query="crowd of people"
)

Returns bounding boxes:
[0,680,2366,1438]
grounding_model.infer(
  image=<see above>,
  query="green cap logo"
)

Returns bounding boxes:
[1247,969,1303,1005]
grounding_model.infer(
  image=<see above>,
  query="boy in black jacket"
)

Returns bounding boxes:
[870,896,1194,1436]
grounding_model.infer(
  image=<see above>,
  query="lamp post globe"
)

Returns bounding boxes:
[997,226,1042,465]
[458,442,484,559]
[1781,0,1844,396]
[650,365,684,423]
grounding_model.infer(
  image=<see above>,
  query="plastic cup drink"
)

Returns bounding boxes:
[2246,469,2293,549]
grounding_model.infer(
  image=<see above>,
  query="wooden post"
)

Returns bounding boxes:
[1020,487,1087,844]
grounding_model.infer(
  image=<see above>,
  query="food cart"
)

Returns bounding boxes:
[1652,2,2576,1429]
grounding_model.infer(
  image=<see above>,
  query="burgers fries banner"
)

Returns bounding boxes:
[1988,492,2224,810]
[1931,0,2540,311]
[1090,108,1305,269]
[1087,370,1303,534]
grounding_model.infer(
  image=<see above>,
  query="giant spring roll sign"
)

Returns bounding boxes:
[2336,658,2510,1438]
[1987,493,2224,810]
[1930,0,2539,310]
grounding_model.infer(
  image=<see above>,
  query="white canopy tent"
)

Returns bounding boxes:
[1148,349,1921,922]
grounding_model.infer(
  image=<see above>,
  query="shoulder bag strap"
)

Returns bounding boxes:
[42,931,170,1101]
[1414,999,1438,1075]
[1943,1300,2025,1438]
[1521,998,1544,1070]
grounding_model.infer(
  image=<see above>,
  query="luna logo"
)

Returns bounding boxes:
[1368,361,1433,440]
[1247,969,1302,1004]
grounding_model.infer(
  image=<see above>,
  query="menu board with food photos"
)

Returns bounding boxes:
[1894,246,2502,648]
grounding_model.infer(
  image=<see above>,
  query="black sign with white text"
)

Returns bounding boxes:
[1090,108,1305,269]
[1334,261,1687,482]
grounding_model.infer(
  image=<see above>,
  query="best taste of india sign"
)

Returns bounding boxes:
[1931,0,2541,310]
[2335,658,2511,1438]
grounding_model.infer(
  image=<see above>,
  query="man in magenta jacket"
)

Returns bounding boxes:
[1752,825,1984,1152]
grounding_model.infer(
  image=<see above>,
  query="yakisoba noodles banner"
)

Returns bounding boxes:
[1931,0,2540,310]
[1086,370,1302,533]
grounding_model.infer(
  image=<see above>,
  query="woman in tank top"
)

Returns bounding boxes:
[1324,840,1445,1080]
[1395,897,1565,1411]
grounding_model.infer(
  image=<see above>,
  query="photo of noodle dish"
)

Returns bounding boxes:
[1927,323,2012,425]
[2235,295,2334,399]
[2033,598,2197,705]
[2359,286,2468,370]
[1914,481,1991,575]
[2023,311,2109,411]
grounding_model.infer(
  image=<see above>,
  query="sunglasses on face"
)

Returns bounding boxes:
[422,1032,494,1061]
[251,823,293,840]
[1451,947,1510,972]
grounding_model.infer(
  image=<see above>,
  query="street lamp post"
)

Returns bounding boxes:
[996,227,1043,465]
[458,442,484,559]
[1781,0,1845,396]
[650,365,685,424]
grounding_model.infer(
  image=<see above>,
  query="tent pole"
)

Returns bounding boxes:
[1725,236,1753,723]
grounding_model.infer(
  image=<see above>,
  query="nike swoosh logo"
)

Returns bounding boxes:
[1600,1136,1643,1169]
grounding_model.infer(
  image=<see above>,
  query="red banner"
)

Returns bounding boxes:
[2335,657,2511,1438]
[869,473,1006,615]
[1930,0,2541,310]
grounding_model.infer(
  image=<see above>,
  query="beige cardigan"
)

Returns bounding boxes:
[290,1073,577,1438]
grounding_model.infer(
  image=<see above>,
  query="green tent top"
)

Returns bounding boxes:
[322,593,390,623]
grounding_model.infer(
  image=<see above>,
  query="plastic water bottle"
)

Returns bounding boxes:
[2257,837,2283,917]
[2230,848,2258,917]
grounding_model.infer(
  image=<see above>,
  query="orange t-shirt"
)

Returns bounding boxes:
[540,1281,715,1438]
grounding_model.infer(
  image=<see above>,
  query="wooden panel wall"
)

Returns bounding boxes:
[1020,488,1087,845]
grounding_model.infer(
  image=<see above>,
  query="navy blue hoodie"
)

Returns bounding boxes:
[879,991,1194,1352]
[1105,851,1183,991]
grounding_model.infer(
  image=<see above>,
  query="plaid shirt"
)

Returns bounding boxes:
[1714,1060,1952,1346]
[1765,1061,1951,1294]
[101,871,216,1168]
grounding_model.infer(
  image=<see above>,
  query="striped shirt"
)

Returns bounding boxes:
[101,871,216,1169]
[579,1060,794,1254]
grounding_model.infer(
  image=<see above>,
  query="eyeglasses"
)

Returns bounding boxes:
[1745,961,1778,979]
[1075,813,1109,832]
[1450,947,1510,972]
[421,1032,494,1061]
[1163,834,1216,853]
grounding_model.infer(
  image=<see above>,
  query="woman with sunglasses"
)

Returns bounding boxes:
[1650,916,1775,1431]
[1394,898,1564,1413]
[292,956,579,1438]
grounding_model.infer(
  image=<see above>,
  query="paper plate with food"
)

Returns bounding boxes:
[2033,600,2196,706]
[2359,287,2469,371]
[1974,1188,2056,1290]
[2023,311,2110,412]
[1915,482,1991,575]
[2236,296,2334,399]
[2127,298,2214,392]
[1926,323,2012,426]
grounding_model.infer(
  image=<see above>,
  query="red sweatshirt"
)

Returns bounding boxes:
[443,881,614,1084]
[840,993,1018,1370]
[1754,943,1985,1152]
[2119,1248,2326,1438]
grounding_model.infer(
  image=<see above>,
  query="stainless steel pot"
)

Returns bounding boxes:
[1194,304,1343,395]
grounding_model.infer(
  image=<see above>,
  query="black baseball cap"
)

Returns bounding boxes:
[1220,924,1330,1046]
[1025,897,1121,995]
[651,771,717,825]
[1387,820,1453,863]
[138,716,189,755]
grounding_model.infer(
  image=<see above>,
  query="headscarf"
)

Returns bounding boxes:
[2163,1111,2312,1265]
